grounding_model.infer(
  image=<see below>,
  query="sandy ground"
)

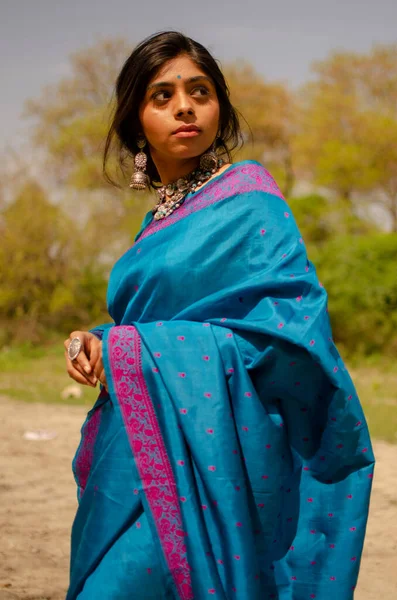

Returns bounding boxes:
[0,395,396,600]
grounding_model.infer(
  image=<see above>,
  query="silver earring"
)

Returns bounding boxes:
[200,140,219,173]
[130,137,150,191]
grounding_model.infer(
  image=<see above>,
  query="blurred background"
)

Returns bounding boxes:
[0,1,396,599]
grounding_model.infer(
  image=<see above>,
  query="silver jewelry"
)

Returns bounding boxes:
[152,143,224,221]
[68,337,82,361]
[130,137,150,191]
[200,141,218,172]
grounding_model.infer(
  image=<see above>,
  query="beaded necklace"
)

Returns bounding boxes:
[152,158,224,221]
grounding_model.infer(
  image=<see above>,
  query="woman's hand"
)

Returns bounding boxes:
[64,331,100,387]
[89,341,107,391]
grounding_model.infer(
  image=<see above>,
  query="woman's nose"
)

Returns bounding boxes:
[174,92,195,117]
[176,107,194,117]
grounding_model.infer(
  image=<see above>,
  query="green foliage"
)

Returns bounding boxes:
[312,233,397,356]
[289,194,336,244]
[295,44,397,225]
[289,193,377,246]
[0,181,111,345]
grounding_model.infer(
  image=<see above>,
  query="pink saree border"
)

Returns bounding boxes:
[107,325,193,600]
[73,395,104,498]
[138,161,284,242]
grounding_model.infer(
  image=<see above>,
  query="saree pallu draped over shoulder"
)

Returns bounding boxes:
[67,161,374,600]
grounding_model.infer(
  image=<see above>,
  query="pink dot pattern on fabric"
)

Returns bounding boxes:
[107,326,193,599]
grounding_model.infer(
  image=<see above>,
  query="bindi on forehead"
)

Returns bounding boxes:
[176,75,182,79]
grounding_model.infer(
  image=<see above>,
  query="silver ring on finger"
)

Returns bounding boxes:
[68,337,82,361]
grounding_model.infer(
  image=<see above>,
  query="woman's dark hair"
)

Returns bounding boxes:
[103,30,243,187]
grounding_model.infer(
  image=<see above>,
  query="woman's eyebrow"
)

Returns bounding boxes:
[147,75,213,91]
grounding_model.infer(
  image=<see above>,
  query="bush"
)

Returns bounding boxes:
[311,233,397,356]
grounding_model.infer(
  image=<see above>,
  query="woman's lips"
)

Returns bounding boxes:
[172,124,201,138]
[173,130,201,138]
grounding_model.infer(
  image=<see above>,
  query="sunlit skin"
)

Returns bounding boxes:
[139,54,230,185]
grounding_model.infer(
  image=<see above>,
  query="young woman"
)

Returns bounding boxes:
[64,31,374,600]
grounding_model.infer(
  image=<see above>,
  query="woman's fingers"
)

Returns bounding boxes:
[64,334,97,384]
[64,352,97,387]
[71,352,97,384]
[89,340,101,370]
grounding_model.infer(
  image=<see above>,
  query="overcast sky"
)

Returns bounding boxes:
[1,0,396,151]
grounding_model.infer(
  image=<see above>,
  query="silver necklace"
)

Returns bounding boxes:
[152,158,224,221]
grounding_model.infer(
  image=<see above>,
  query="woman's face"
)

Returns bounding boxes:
[139,54,220,166]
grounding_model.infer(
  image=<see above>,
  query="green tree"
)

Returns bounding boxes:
[289,193,376,248]
[0,181,108,344]
[295,44,397,223]
[225,62,297,197]
[313,233,397,356]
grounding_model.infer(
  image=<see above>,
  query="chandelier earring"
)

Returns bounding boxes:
[199,139,219,173]
[129,137,150,191]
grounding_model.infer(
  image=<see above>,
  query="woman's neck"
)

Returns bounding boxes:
[151,155,201,186]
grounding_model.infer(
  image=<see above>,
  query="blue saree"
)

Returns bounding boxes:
[68,160,374,600]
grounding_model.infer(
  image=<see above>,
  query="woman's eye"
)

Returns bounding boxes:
[191,86,210,97]
[152,90,171,102]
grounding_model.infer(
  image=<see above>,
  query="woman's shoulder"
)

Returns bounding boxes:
[210,160,285,203]
[205,160,299,234]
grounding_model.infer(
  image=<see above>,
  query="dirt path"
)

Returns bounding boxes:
[0,395,396,599]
